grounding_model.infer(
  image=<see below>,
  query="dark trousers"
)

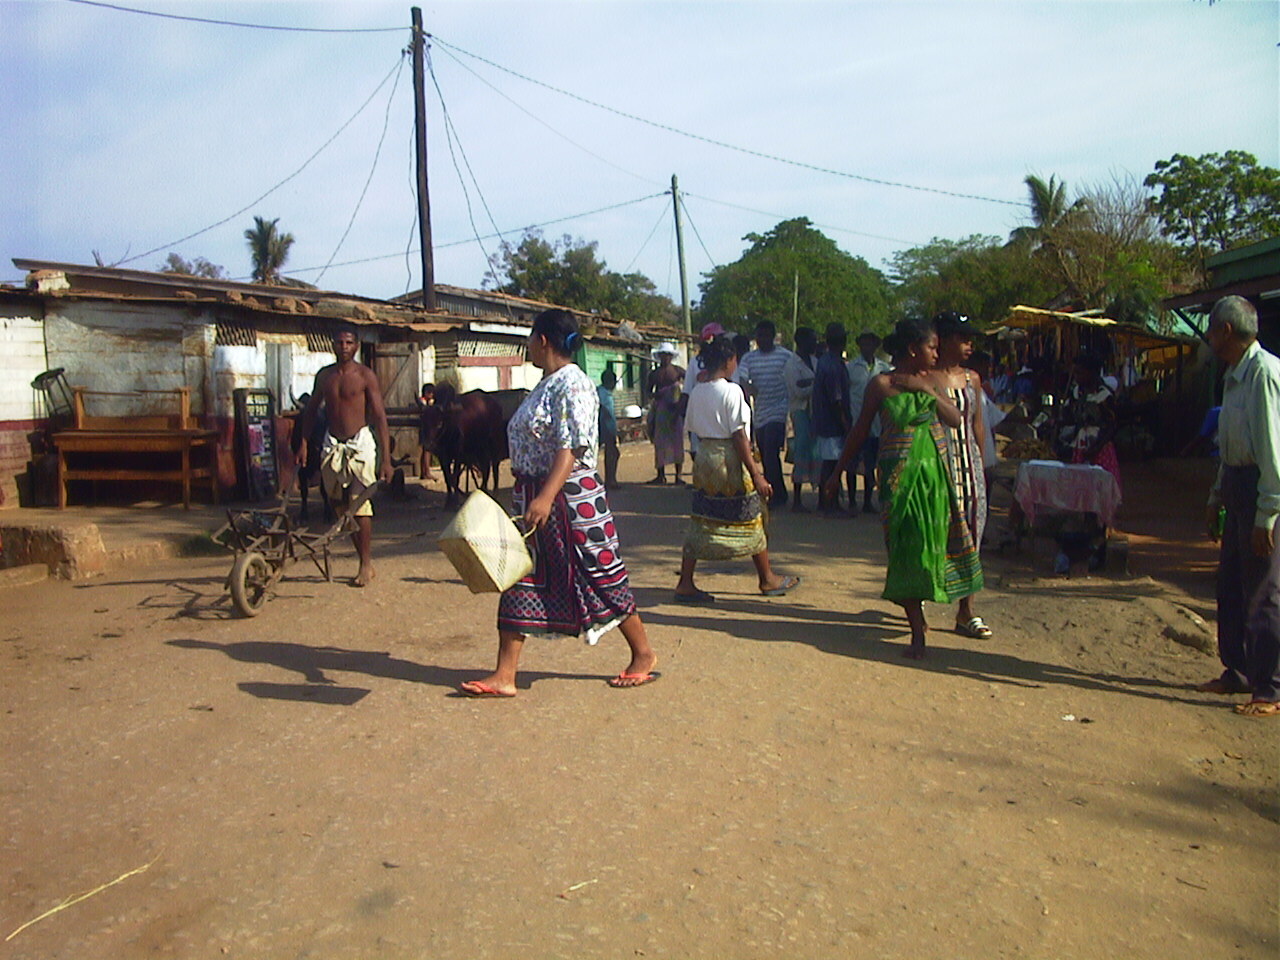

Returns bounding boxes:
[601,434,620,487]
[1217,465,1280,701]
[819,458,842,511]
[845,435,880,505]
[756,420,787,506]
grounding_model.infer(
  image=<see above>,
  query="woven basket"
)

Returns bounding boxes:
[437,490,533,593]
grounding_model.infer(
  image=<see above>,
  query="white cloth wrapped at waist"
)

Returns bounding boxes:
[321,426,376,473]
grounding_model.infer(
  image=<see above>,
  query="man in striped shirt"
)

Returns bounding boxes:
[734,320,795,509]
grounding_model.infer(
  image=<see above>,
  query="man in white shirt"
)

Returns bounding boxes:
[1198,295,1280,717]
[734,320,796,509]
[846,330,892,513]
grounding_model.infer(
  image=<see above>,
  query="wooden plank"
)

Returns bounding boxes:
[64,469,190,481]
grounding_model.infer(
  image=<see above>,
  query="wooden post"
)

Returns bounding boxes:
[411,7,436,312]
[792,270,799,334]
[671,175,691,335]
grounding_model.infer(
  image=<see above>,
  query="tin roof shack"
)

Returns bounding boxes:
[0,290,53,507]
[992,305,1201,456]
[1163,236,1280,356]
[423,314,656,437]
[8,259,470,502]
[397,284,691,432]
[2,261,694,506]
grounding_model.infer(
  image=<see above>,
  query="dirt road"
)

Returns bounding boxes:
[2,447,1275,959]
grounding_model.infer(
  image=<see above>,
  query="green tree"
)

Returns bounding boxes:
[1144,151,1280,262]
[697,218,893,341]
[157,252,227,279]
[889,235,1057,325]
[486,231,676,325]
[1053,174,1195,323]
[244,216,295,285]
[605,270,678,327]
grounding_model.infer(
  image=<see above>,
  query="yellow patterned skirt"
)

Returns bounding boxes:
[683,438,767,560]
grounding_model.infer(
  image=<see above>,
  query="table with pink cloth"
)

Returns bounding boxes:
[1013,460,1122,526]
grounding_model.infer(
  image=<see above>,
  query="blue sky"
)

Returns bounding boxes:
[3,0,1277,305]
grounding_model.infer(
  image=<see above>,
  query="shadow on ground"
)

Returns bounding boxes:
[166,638,602,697]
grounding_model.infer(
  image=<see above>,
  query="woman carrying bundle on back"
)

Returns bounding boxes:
[824,319,984,659]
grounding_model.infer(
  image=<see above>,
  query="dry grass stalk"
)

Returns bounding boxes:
[5,856,159,942]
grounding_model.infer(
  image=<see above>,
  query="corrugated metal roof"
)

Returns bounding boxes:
[6,259,675,349]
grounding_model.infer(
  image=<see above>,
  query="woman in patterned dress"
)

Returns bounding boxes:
[929,311,993,640]
[459,309,659,697]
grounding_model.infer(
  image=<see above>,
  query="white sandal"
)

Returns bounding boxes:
[956,616,993,639]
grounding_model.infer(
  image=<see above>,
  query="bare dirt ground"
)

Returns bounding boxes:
[2,446,1275,959]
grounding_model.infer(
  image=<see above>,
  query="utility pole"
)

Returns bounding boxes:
[671,174,691,335]
[792,270,799,333]
[411,7,436,311]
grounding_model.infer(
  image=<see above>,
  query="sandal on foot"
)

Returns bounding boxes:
[460,681,515,698]
[761,575,800,597]
[955,616,993,639]
[1234,700,1280,718]
[608,671,661,689]
[673,589,716,604]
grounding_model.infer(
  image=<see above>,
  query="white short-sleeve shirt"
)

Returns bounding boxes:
[685,378,752,441]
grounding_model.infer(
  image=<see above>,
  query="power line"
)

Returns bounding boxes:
[315,56,407,285]
[120,54,407,268]
[678,196,719,272]
[426,50,506,295]
[432,43,665,190]
[438,192,667,249]
[65,0,404,33]
[429,51,507,245]
[683,191,922,247]
[402,127,419,295]
[432,35,1023,208]
[624,203,671,274]
[283,193,669,277]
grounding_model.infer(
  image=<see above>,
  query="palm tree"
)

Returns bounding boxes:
[244,216,295,285]
[1008,174,1087,249]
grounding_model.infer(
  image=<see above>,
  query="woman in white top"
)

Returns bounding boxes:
[674,334,800,603]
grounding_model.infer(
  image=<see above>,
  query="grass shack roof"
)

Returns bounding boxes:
[990,305,1197,377]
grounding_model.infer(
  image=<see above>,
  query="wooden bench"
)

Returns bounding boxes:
[52,387,219,509]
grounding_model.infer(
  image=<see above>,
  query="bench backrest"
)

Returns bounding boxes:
[72,387,196,431]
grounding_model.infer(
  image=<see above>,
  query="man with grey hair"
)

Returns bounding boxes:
[1197,295,1280,716]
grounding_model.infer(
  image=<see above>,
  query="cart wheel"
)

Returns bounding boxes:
[230,551,272,617]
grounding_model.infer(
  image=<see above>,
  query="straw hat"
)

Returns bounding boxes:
[651,341,679,358]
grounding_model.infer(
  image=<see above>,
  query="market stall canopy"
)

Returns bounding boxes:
[989,306,1197,376]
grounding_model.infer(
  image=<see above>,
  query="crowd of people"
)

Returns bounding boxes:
[452,306,1003,693]
[301,297,1278,718]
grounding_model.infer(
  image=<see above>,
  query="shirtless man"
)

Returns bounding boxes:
[298,327,392,586]
[645,343,686,484]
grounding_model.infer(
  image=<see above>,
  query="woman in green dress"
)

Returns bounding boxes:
[824,319,984,658]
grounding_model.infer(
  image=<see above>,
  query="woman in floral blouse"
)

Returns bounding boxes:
[460,309,659,696]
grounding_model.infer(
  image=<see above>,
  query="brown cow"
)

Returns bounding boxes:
[420,386,509,508]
